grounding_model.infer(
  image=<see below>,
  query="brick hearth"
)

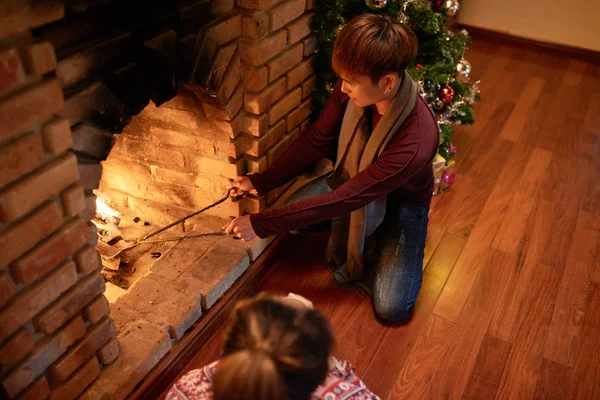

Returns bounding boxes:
[0,0,316,398]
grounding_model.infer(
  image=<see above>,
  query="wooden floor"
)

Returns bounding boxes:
[162,39,600,399]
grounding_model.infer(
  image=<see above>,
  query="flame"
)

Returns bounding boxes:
[96,195,120,220]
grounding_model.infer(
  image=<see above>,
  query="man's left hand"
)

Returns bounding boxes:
[223,215,257,241]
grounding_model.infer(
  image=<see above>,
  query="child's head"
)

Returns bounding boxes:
[332,13,418,107]
[212,293,334,400]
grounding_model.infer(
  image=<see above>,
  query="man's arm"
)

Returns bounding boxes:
[249,126,428,238]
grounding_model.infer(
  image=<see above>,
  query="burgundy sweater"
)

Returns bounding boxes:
[249,79,440,239]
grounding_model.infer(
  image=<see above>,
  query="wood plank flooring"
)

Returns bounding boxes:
[161,38,600,400]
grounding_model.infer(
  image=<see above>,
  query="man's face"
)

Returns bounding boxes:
[339,74,387,108]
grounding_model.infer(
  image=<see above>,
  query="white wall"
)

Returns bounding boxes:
[457,0,600,52]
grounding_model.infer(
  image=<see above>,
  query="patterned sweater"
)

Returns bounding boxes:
[166,357,380,400]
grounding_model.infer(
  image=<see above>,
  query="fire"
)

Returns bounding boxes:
[95,194,120,221]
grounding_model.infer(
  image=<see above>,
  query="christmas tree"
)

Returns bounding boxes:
[312,0,480,190]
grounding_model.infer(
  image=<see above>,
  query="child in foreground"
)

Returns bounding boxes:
[166,293,379,400]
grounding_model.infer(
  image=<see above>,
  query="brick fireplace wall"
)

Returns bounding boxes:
[0,0,316,398]
[0,3,115,399]
[97,0,318,225]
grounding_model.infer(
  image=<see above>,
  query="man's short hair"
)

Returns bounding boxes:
[332,13,418,83]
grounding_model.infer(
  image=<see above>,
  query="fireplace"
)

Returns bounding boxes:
[0,0,316,398]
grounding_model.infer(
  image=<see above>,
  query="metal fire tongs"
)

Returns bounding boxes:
[105,192,234,259]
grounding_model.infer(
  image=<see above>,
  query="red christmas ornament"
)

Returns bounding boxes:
[439,85,455,103]
[416,64,424,71]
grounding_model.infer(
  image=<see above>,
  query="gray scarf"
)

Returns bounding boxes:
[324,71,418,284]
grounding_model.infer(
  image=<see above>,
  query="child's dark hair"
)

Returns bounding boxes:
[332,13,418,83]
[212,294,334,400]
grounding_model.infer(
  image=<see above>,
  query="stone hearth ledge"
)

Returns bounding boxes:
[81,214,274,400]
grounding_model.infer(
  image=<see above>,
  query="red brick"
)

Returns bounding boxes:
[119,274,203,338]
[286,57,313,89]
[268,87,301,125]
[0,132,44,188]
[11,217,92,285]
[97,339,119,365]
[0,48,25,94]
[244,77,287,114]
[225,84,244,120]
[0,1,29,40]
[238,0,280,9]
[79,322,172,400]
[267,129,297,165]
[83,192,96,222]
[242,65,268,92]
[0,152,79,223]
[241,196,266,214]
[78,163,103,190]
[42,117,73,155]
[267,43,303,82]
[24,42,57,76]
[302,34,318,56]
[0,261,78,341]
[61,184,85,217]
[270,0,306,31]
[239,119,286,158]
[286,98,312,131]
[74,245,102,275]
[204,43,236,91]
[217,53,240,105]
[240,31,287,67]
[0,201,63,267]
[71,123,113,160]
[108,136,185,169]
[300,117,311,133]
[30,0,65,29]
[0,328,33,374]
[301,75,316,99]
[204,14,242,47]
[150,166,228,194]
[50,317,115,381]
[213,0,235,15]
[198,93,236,122]
[0,272,16,310]
[87,222,98,247]
[1,316,85,398]
[174,240,250,309]
[0,79,64,141]
[83,295,110,324]
[236,113,268,137]
[245,155,268,174]
[286,13,314,44]
[186,155,244,178]
[242,14,269,39]
[49,357,101,400]
[35,272,105,335]
[18,376,50,400]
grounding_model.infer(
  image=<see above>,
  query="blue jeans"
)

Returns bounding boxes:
[285,176,429,322]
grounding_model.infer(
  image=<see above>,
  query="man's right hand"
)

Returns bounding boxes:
[226,176,258,198]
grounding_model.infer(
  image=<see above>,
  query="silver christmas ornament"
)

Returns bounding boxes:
[456,59,471,81]
[444,0,459,16]
[365,0,388,10]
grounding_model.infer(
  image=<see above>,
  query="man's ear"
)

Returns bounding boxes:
[381,73,397,90]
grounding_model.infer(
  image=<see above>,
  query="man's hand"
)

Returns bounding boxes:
[223,215,257,241]
[225,176,258,199]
